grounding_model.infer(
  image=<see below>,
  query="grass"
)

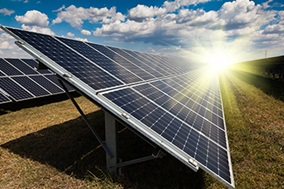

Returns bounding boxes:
[220,71,284,188]
[0,70,284,188]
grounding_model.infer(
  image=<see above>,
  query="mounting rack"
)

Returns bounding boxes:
[59,79,165,176]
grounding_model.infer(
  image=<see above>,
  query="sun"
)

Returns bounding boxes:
[207,52,233,73]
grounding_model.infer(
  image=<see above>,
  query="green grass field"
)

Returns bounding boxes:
[0,70,283,188]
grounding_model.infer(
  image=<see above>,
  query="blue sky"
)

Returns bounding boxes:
[0,0,284,62]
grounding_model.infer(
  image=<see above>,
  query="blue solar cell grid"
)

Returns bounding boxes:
[6,59,39,75]
[0,59,23,76]
[87,42,154,80]
[101,74,232,184]
[30,75,63,94]
[12,76,50,97]
[22,59,53,74]
[0,77,34,101]
[7,27,123,90]
[56,37,141,84]
[108,47,164,78]
[0,58,73,103]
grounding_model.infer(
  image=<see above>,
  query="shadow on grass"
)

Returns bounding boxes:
[229,69,284,101]
[1,110,206,189]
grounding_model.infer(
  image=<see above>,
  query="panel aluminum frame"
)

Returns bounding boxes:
[0,88,13,104]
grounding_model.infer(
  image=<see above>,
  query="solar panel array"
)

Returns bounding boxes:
[0,58,73,104]
[2,26,234,188]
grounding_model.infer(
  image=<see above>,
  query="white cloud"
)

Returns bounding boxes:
[0,8,15,16]
[81,29,91,36]
[14,10,54,36]
[128,4,167,22]
[75,37,88,42]
[163,0,210,12]
[21,24,54,35]
[262,0,273,9]
[176,9,218,26]
[53,5,65,12]
[91,0,284,60]
[262,24,284,34]
[52,5,125,29]
[67,32,75,37]
[15,10,49,27]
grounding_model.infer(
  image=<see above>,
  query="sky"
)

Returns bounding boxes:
[0,0,284,63]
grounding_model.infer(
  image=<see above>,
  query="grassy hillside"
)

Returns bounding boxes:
[0,71,283,188]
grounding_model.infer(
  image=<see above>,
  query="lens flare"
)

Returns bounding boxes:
[206,51,234,73]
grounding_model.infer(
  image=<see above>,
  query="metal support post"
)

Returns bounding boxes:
[58,78,165,177]
[104,110,117,176]
[58,79,112,157]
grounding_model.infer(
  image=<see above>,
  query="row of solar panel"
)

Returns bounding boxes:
[100,70,231,183]
[0,58,73,104]
[8,28,193,91]
[2,26,234,188]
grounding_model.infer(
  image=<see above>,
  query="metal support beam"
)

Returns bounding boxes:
[58,79,112,158]
[59,79,165,176]
[112,148,164,168]
[104,110,117,176]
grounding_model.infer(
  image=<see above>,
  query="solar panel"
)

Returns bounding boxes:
[56,37,142,84]
[108,46,164,78]
[4,28,123,90]
[12,76,50,97]
[86,42,154,80]
[43,74,73,92]
[2,26,234,188]
[21,59,52,74]
[5,58,39,75]
[30,75,63,94]
[0,70,6,77]
[123,50,169,77]
[0,77,34,101]
[0,58,24,76]
[0,58,75,103]
[132,51,174,75]
[99,71,231,183]
[0,89,12,104]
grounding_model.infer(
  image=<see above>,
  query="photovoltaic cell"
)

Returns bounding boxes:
[0,70,5,77]
[22,59,52,74]
[7,27,123,90]
[0,77,34,101]
[0,58,23,76]
[108,46,164,78]
[30,75,63,94]
[2,26,234,188]
[12,76,50,97]
[101,76,231,184]
[87,43,154,80]
[0,91,12,104]
[21,58,38,68]
[139,53,178,75]
[146,54,179,74]
[5,58,39,75]
[44,74,73,92]
[129,51,171,76]
[0,57,77,103]
[56,37,142,84]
